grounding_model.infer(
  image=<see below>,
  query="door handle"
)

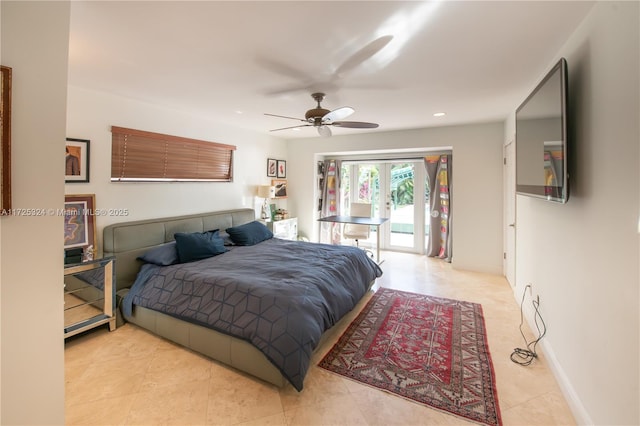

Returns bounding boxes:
[509,223,516,228]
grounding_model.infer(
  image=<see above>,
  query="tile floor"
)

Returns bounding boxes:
[65,251,576,425]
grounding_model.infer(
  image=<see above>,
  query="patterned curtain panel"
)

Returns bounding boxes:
[424,154,453,261]
[317,159,342,244]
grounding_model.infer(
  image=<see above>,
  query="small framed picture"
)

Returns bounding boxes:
[66,138,90,183]
[267,158,277,177]
[64,194,97,251]
[272,179,287,197]
[277,160,286,178]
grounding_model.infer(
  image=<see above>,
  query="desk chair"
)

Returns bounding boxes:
[343,203,374,259]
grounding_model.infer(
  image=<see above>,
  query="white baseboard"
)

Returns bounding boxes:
[537,339,593,425]
[514,290,593,425]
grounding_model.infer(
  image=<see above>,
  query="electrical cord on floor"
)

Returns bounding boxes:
[510,284,547,366]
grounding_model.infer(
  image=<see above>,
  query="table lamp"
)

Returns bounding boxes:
[257,185,275,220]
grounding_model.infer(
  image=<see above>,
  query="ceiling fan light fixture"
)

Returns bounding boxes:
[318,125,332,137]
[266,92,379,136]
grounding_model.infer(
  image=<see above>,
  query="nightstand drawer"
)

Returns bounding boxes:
[64,257,116,338]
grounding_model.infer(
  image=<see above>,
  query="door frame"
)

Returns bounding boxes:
[504,139,516,287]
[380,162,426,253]
[344,160,426,254]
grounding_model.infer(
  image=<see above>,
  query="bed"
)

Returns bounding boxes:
[103,208,382,391]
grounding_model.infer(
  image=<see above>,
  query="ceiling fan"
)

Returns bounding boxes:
[265,92,379,137]
[260,35,394,97]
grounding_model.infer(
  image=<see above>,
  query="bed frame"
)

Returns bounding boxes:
[103,208,364,388]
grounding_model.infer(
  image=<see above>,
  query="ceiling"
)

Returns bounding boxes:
[67,1,594,139]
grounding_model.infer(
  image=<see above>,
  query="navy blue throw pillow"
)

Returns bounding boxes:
[226,221,273,246]
[218,230,236,246]
[137,241,179,266]
[174,230,228,263]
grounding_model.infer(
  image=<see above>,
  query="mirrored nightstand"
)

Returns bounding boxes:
[267,217,297,240]
[64,257,116,338]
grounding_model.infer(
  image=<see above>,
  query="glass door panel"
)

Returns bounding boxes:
[355,164,379,247]
[388,163,416,249]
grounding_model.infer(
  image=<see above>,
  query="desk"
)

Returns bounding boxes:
[317,215,389,263]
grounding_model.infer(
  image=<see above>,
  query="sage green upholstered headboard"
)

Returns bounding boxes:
[103,208,256,291]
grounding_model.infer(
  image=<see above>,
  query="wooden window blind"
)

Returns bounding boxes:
[111,126,235,182]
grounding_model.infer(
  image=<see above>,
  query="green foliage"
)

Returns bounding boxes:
[393,178,414,206]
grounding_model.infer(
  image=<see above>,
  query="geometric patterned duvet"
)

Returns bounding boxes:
[123,238,383,391]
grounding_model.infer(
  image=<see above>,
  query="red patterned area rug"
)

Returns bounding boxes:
[319,288,502,426]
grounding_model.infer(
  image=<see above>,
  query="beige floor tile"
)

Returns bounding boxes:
[124,378,210,425]
[494,355,564,410]
[65,393,135,426]
[65,251,575,425]
[206,364,283,425]
[501,389,576,425]
[65,354,151,407]
[349,385,475,426]
[279,366,351,412]
[236,412,287,426]
[283,393,369,426]
[140,345,213,392]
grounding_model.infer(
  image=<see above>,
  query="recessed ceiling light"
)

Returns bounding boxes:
[235,110,243,114]
[433,112,446,117]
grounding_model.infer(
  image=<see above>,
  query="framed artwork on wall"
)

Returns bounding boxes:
[277,160,286,178]
[267,158,277,177]
[65,138,90,183]
[1,65,12,213]
[64,194,97,252]
[272,179,287,197]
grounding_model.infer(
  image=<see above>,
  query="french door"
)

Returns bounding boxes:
[341,161,428,253]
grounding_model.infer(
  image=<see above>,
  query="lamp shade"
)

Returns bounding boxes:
[257,185,275,198]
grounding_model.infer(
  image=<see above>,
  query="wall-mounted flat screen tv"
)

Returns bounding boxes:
[516,57,569,203]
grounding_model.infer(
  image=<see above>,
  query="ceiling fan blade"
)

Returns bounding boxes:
[334,35,394,77]
[332,121,379,129]
[317,125,332,137]
[256,56,309,81]
[322,106,354,122]
[264,113,307,122]
[264,81,326,96]
[269,124,312,132]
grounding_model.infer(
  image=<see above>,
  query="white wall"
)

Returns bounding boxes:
[512,2,639,424]
[287,122,505,274]
[0,2,69,424]
[66,86,288,251]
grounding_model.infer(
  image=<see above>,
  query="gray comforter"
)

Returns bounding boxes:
[123,238,382,390]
